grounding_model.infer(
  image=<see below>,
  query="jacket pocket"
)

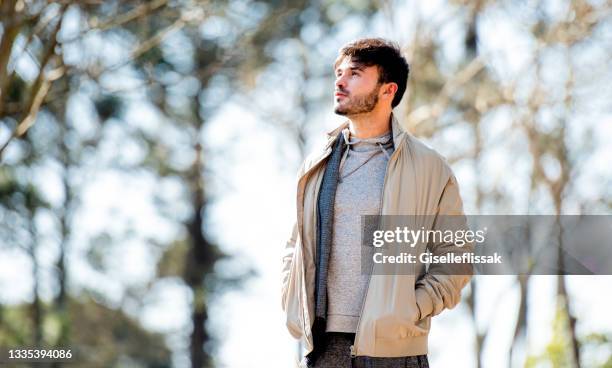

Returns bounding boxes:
[284,281,305,338]
[374,312,428,339]
[284,242,305,339]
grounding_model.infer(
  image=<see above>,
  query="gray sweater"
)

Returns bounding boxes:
[326,128,394,333]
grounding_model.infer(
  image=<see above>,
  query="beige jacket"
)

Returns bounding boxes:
[281,113,473,361]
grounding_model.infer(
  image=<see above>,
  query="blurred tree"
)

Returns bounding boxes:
[0,1,68,157]
[525,303,612,368]
[1,1,263,367]
[0,296,172,367]
[0,164,49,347]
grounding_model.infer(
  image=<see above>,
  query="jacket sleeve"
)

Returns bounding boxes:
[281,161,306,311]
[414,174,474,320]
[281,221,299,311]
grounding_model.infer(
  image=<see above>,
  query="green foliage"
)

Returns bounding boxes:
[526,302,612,368]
[0,296,172,368]
[581,333,612,368]
[0,305,30,346]
[525,304,573,367]
[0,297,171,368]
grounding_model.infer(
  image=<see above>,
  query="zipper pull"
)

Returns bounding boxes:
[349,345,356,357]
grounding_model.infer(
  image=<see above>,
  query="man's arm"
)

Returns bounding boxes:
[415,174,474,320]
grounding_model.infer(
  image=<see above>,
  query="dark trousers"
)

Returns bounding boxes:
[303,332,430,368]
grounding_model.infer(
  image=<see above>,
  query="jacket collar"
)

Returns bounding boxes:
[325,112,405,149]
[298,112,407,184]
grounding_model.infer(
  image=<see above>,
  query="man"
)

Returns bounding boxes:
[281,38,473,368]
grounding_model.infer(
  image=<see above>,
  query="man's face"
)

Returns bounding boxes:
[333,57,382,116]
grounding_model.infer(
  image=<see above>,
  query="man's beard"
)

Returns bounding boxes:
[334,84,380,116]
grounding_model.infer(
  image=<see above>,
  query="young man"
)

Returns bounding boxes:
[281,38,473,368]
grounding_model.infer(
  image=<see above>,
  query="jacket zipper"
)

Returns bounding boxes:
[350,139,404,358]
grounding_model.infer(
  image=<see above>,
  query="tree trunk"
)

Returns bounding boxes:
[29,216,43,346]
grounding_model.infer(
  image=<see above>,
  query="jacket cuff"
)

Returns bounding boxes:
[415,288,434,320]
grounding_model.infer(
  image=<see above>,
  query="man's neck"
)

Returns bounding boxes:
[347,109,392,139]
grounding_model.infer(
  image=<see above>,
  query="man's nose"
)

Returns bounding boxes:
[335,75,346,90]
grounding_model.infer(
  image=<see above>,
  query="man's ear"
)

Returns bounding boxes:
[382,82,398,99]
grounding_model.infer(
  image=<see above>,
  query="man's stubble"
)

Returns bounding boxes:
[334,84,381,116]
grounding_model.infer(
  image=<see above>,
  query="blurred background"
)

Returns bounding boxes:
[0,0,611,367]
